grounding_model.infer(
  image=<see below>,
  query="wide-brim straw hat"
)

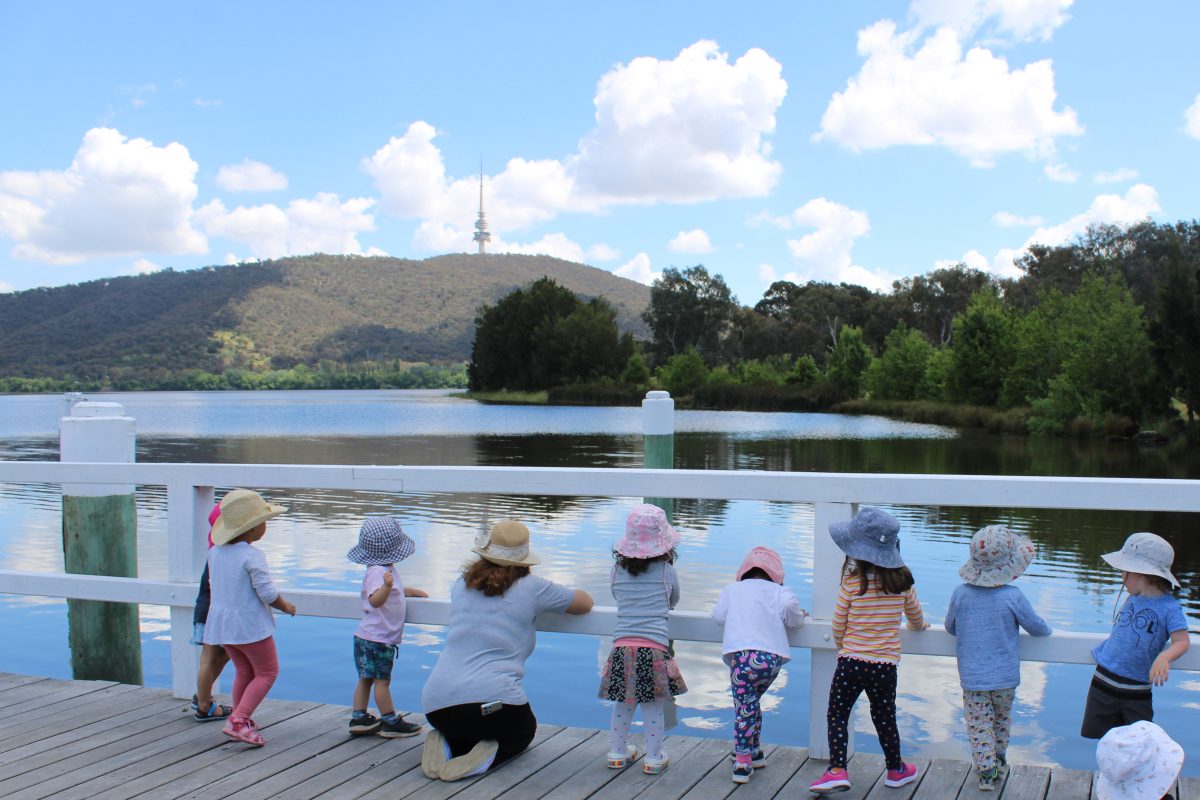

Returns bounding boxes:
[736,546,784,584]
[829,507,904,569]
[614,504,680,559]
[472,520,540,567]
[959,525,1036,587]
[347,516,416,566]
[210,489,286,545]
[1101,532,1180,589]
[1095,721,1183,800]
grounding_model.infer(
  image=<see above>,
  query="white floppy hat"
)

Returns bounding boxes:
[472,520,540,567]
[1101,532,1180,589]
[959,525,1036,588]
[1095,721,1183,800]
[210,489,286,545]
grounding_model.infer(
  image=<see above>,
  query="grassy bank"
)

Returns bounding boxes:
[832,399,1034,434]
[460,389,549,405]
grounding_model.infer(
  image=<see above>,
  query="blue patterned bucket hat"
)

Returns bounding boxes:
[828,507,904,569]
[347,516,415,566]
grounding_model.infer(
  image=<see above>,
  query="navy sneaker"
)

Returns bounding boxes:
[349,712,382,736]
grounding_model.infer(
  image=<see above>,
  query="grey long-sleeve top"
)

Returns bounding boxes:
[945,583,1052,691]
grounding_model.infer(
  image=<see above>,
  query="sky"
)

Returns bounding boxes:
[1,1,1198,305]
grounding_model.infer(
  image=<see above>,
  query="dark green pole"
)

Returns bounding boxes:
[60,400,143,684]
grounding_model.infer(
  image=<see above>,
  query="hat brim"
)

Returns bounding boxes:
[1101,551,1180,589]
[472,545,540,568]
[829,521,905,569]
[347,534,415,566]
[211,504,285,545]
[959,551,1034,588]
[1095,735,1184,800]
[613,526,681,559]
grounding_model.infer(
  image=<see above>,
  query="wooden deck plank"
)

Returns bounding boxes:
[308,730,431,800]
[773,753,840,796]
[400,724,564,800]
[1044,767,1092,800]
[0,678,118,720]
[268,729,424,800]
[0,681,143,737]
[998,764,1051,800]
[862,757,930,800]
[491,729,611,800]
[448,727,596,800]
[546,733,704,800]
[80,704,344,800]
[0,673,51,691]
[635,737,730,799]
[909,757,969,799]
[1178,776,1198,800]
[676,743,784,800]
[0,676,97,709]
[836,752,886,799]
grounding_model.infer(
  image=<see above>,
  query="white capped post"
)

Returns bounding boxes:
[641,390,675,521]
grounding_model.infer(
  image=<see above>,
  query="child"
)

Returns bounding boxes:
[347,516,428,738]
[810,507,927,795]
[1095,721,1184,800]
[1081,532,1190,740]
[712,546,808,784]
[945,525,1052,791]
[203,489,296,746]
[189,502,232,722]
[598,504,687,775]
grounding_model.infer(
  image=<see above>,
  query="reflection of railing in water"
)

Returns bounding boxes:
[1,460,1198,760]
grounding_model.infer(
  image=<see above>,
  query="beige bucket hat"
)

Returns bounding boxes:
[472,520,540,567]
[1101,532,1180,589]
[210,489,286,545]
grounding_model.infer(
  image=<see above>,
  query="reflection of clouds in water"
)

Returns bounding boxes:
[681,716,723,730]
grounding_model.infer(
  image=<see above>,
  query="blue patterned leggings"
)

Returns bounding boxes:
[826,656,902,770]
[729,649,784,755]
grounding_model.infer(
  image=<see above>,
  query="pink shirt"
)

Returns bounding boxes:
[354,565,406,645]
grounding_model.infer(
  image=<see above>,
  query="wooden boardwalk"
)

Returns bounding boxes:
[0,673,1194,800]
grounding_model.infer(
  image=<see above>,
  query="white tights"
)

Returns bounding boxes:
[610,700,665,759]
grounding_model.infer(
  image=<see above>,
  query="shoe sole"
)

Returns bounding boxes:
[809,784,851,794]
[732,773,751,784]
[885,776,917,788]
[440,739,499,781]
[350,725,382,736]
[379,728,422,738]
[421,729,449,779]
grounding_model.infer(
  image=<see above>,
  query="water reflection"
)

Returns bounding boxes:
[1,390,1198,774]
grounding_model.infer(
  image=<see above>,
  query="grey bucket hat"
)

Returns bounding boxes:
[829,507,905,569]
[1101,532,1179,589]
[347,516,416,566]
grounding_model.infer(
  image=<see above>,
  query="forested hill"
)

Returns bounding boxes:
[0,253,651,380]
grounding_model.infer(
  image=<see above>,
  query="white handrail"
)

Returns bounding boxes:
[2,458,1198,760]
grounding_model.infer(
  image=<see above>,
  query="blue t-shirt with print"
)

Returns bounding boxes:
[1091,593,1188,683]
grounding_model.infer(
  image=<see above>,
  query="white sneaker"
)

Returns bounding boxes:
[643,753,669,774]
[607,744,638,769]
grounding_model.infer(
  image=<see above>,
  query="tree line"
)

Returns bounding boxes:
[468,220,1200,437]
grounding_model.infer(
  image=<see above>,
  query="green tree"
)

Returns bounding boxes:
[1149,240,1200,423]
[620,352,651,385]
[948,291,1013,406]
[656,349,709,396]
[825,325,871,400]
[643,266,736,365]
[865,322,934,400]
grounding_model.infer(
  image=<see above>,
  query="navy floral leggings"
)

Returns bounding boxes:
[825,656,902,770]
[729,649,784,755]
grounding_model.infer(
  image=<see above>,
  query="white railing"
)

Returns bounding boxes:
[1,459,1198,760]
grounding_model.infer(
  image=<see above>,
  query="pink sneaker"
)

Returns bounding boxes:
[809,767,851,793]
[222,719,265,746]
[885,762,917,787]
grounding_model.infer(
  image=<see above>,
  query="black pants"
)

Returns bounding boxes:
[825,657,902,770]
[426,702,537,767]
[1080,669,1153,740]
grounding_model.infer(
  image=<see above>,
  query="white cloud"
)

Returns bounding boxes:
[124,258,161,275]
[215,159,288,192]
[992,211,1044,227]
[491,232,586,263]
[0,127,206,264]
[364,41,787,252]
[1043,162,1079,182]
[817,21,1082,166]
[196,192,376,260]
[911,0,1073,42]
[586,243,620,262]
[1184,93,1200,139]
[0,280,13,293]
[193,98,223,108]
[783,198,894,290]
[667,229,712,254]
[614,252,659,285]
[934,248,992,271]
[1092,167,1138,184]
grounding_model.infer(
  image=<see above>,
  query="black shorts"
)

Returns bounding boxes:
[1080,669,1153,739]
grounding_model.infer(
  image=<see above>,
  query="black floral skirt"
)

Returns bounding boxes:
[598,645,687,703]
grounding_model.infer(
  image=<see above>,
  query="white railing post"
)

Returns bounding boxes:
[809,501,854,760]
[641,390,675,521]
[166,481,214,699]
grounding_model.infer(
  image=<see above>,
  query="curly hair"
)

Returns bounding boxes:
[614,548,677,577]
[463,558,530,597]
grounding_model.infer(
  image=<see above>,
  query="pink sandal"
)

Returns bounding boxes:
[222,719,265,746]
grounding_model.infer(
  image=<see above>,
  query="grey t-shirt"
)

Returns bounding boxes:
[610,561,679,647]
[421,573,575,711]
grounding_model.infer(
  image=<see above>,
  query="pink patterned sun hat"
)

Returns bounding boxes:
[736,546,785,584]
[614,504,680,559]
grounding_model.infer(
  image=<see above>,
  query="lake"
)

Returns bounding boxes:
[1,389,1197,774]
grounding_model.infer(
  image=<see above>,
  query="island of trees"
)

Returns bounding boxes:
[468,220,1200,441]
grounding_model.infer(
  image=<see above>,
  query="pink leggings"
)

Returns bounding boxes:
[224,636,279,724]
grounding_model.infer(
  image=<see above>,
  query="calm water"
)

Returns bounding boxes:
[1,389,1197,774]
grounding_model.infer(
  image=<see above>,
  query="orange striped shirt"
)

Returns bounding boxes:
[832,572,925,664]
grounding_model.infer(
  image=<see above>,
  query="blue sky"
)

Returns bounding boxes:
[1,1,1198,304]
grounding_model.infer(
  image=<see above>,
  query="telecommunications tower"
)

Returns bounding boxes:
[473,162,491,255]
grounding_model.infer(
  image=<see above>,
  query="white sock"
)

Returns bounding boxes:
[610,702,635,754]
[642,700,665,759]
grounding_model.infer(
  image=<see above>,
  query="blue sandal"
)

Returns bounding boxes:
[192,695,233,722]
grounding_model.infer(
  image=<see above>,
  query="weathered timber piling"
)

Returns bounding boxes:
[59,400,143,684]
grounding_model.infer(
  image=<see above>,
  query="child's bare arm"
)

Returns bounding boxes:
[1149,630,1190,686]
[270,595,296,616]
[404,587,429,598]
[368,571,393,607]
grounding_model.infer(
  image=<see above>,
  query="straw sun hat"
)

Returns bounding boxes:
[473,520,540,567]
[210,489,286,545]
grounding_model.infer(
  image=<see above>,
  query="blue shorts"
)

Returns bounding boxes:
[354,635,397,680]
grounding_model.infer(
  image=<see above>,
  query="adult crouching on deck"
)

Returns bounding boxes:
[419,520,594,781]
